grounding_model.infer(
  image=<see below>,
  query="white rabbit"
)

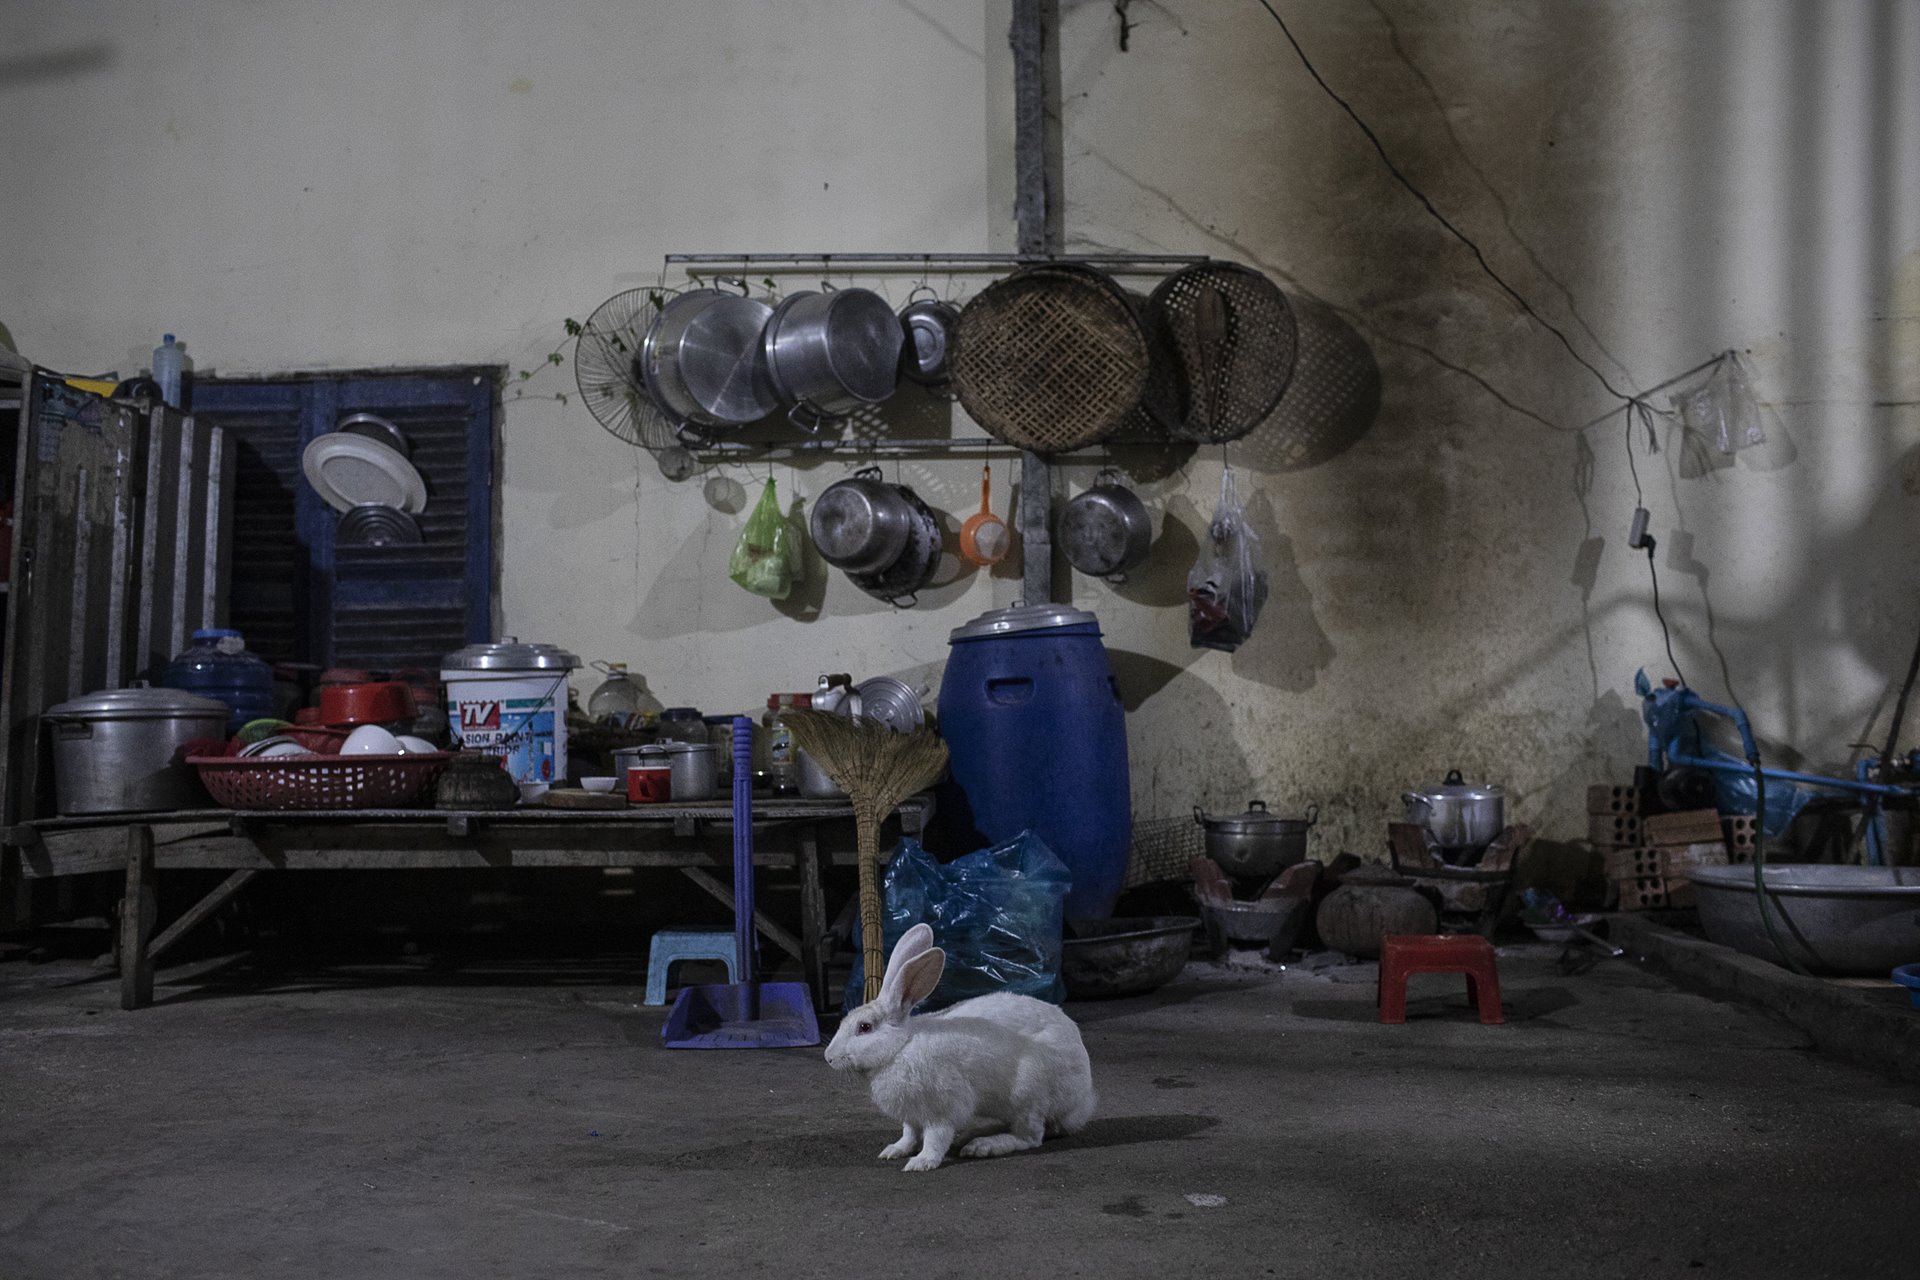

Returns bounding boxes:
[823,922,1096,1172]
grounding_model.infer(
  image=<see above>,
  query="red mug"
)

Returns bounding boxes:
[627,765,672,803]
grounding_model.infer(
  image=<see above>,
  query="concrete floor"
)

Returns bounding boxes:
[2,943,1917,1280]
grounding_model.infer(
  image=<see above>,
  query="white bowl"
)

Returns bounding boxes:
[394,735,438,754]
[516,781,549,804]
[340,724,402,756]
[580,776,618,794]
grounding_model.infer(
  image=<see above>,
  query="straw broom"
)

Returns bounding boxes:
[780,709,948,1003]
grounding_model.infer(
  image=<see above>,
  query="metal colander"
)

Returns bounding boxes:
[949,265,1150,453]
[1140,262,1298,443]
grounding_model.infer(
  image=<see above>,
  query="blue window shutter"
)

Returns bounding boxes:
[191,369,497,671]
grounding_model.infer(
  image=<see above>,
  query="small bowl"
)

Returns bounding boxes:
[580,776,618,794]
[516,781,550,804]
[1523,912,1602,944]
[394,735,438,754]
[340,723,403,756]
[239,735,312,759]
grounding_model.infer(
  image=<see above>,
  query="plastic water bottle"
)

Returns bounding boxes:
[152,334,187,409]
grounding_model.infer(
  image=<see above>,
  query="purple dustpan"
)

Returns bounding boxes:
[662,718,820,1049]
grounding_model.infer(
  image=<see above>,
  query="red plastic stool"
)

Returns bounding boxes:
[1377,934,1504,1025]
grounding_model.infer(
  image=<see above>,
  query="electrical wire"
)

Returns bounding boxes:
[1253,0,1634,403]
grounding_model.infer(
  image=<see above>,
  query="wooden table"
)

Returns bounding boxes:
[1,797,933,1012]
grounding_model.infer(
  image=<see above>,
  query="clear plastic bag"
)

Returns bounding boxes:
[846,831,1073,1012]
[1671,356,1765,456]
[729,477,799,599]
[1187,469,1268,652]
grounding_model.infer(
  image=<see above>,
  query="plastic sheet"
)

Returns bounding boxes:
[847,831,1073,1011]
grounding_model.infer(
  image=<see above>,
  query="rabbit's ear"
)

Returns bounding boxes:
[895,947,945,1012]
[880,922,935,999]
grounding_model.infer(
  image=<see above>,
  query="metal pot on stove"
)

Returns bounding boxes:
[1402,768,1505,854]
[1193,799,1318,878]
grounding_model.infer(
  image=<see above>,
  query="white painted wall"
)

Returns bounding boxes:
[4,1,1918,862]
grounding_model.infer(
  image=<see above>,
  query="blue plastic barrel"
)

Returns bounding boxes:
[937,603,1132,920]
[162,628,276,735]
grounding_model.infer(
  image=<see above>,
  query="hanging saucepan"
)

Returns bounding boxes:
[847,481,941,608]
[640,278,780,430]
[1059,469,1152,581]
[897,287,962,388]
[810,467,917,575]
[762,284,905,431]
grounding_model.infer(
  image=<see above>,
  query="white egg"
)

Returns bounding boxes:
[340,724,402,756]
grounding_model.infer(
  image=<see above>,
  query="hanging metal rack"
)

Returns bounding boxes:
[654,251,1210,461]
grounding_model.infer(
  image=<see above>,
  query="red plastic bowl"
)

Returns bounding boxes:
[318,680,417,726]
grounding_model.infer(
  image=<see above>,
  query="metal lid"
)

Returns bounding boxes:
[854,676,925,733]
[47,686,231,721]
[1415,768,1504,800]
[440,636,580,672]
[639,741,712,756]
[948,601,1101,643]
[1195,799,1318,832]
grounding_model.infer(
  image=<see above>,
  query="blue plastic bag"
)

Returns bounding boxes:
[847,830,1073,1012]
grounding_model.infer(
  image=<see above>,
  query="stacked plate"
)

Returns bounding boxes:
[303,413,428,546]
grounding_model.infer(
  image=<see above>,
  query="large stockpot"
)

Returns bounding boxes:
[1194,799,1319,878]
[44,686,230,814]
[809,467,916,574]
[762,285,904,428]
[641,282,780,429]
[1059,472,1152,580]
[1402,769,1505,853]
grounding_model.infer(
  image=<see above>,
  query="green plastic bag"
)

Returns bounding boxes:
[730,477,799,600]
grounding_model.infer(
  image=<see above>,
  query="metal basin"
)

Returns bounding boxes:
[1062,916,1197,999]
[1688,863,1920,975]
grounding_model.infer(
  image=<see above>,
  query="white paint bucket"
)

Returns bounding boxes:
[440,637,581,785]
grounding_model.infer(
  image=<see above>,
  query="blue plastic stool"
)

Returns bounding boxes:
[645,929,740,1005]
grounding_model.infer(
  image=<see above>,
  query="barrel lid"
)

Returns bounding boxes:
[440,636,580,672]
[661,707,702,721]
[948,601,1100,643]
[47,685,230,721]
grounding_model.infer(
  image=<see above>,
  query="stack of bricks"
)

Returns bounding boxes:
[1589,784,1733,910]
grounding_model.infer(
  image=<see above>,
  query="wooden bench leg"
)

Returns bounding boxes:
[119,826,155,1011]
[797,824,828,1013]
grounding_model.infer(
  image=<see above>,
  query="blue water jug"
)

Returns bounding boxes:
[163,628,276,735]
[936,602,1132,920]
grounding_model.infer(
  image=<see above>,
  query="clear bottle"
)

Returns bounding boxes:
[152,334,187,409]
[585,661,661,722]
[657,706,706,747]
[762,693,812,795]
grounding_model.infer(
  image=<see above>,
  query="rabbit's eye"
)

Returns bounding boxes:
[856,1021,873,1034]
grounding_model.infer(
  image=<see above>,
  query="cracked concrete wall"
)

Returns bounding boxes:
[3,1,1917,866]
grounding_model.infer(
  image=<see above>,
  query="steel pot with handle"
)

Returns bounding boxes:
[1060,470,1152,581]
[44,686,230,814]
[809,467,917,574]
[763,284,904,430]
[640,279,780,429]
[897,289,962,387]
[1194,799,1319,878]
[1402,769,1505,854]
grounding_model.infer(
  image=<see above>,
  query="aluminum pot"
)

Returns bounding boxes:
[763,285,904,429]
[641,282,780,429]
[44,686,229,815]
[614,742,717,801]
[1193,799,1319,878]
[1402,769,1505,853]
[1060,472,1152,580]
[809,467,917,574]
[897,292,962,387]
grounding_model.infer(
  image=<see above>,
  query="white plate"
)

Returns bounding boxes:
[302,433,428,515]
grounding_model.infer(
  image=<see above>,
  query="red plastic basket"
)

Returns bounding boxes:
[189,753,451,810]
